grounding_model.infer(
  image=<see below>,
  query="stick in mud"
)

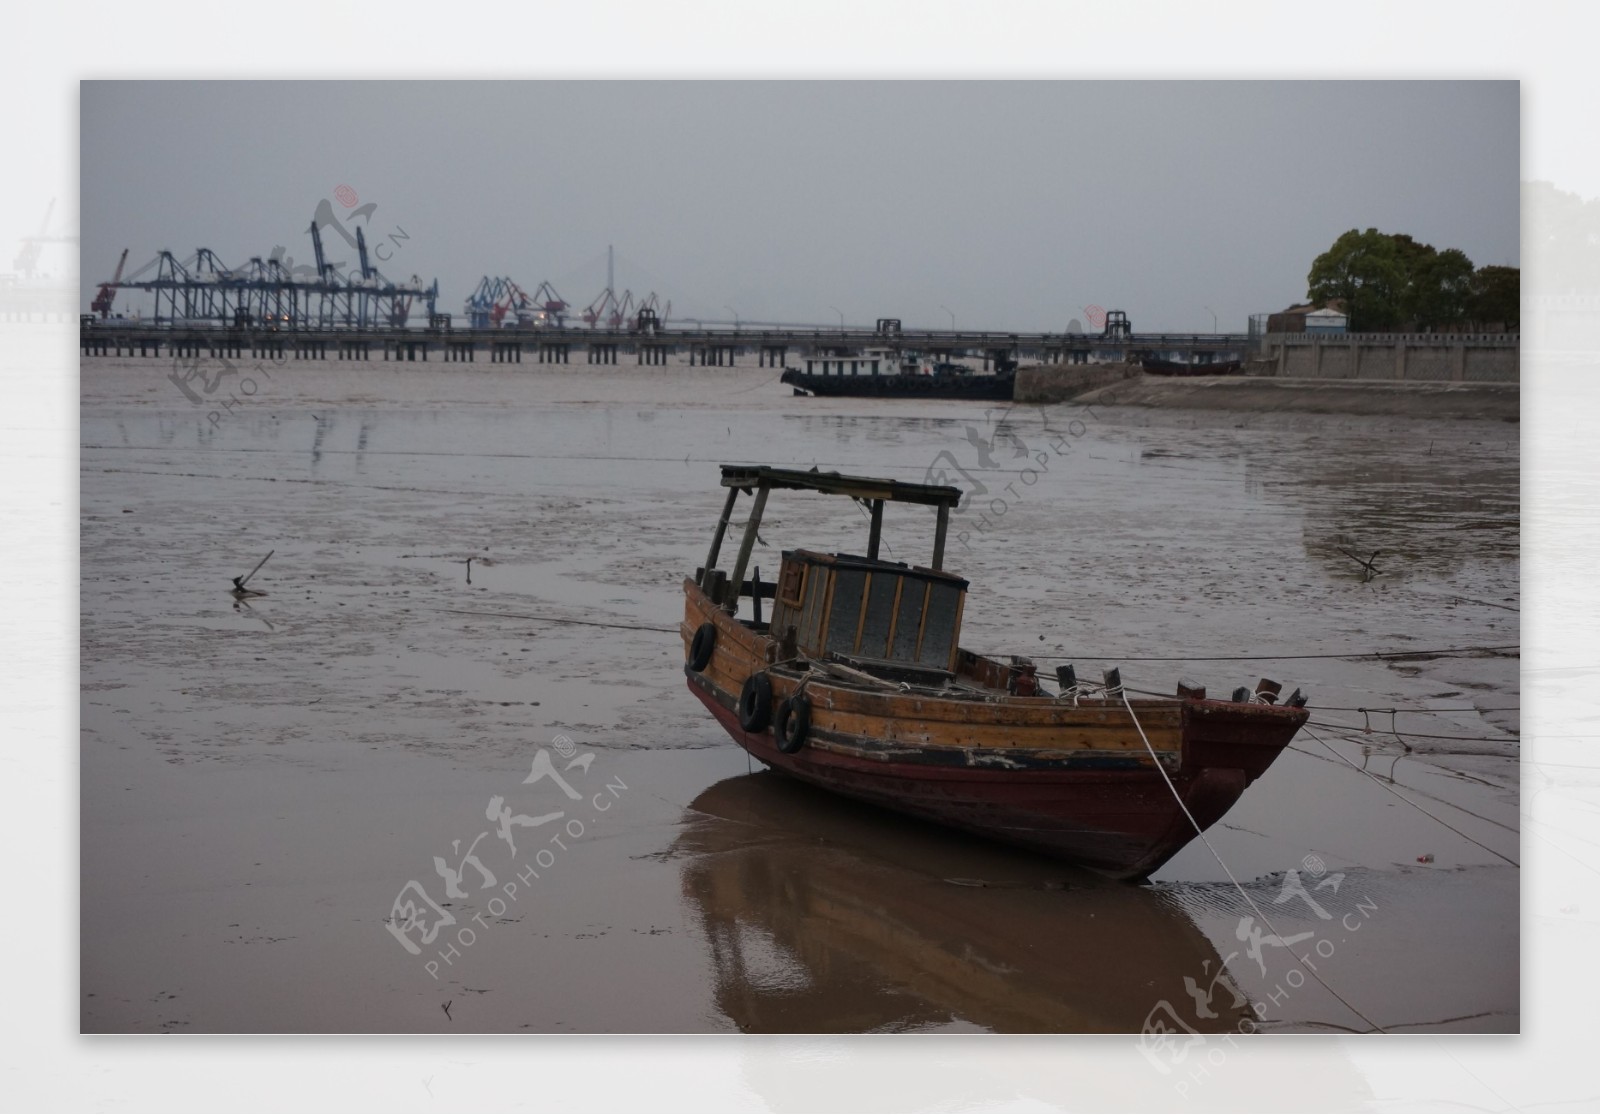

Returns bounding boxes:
[231,549,275,597]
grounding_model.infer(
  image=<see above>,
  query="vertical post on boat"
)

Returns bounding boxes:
[727,483,770,610]
[931,503,949,571]
[866,499,884,561]
[702,485,741,591]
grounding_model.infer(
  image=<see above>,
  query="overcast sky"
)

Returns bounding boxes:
[77,80,1518,332]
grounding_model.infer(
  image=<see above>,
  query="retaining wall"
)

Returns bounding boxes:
[1261,333,1518,382]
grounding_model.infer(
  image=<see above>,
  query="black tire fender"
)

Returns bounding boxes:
[775,694,811,754]
[687,622,716,672]
[737,672,774,733]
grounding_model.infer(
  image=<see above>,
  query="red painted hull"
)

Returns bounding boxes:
[687,676,1296,881]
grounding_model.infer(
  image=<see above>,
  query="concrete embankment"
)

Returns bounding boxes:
[1013,363,1141,403]
[1017,365,1519,420]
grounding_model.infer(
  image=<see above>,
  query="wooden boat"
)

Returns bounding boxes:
[781,351,1015,400]
[680,465,1308,881]
[1140,356,1244,376]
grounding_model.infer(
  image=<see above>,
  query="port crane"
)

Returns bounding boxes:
[91,248,129,318]
[466,277,581,328]
[608,290,635,330]
[531,282,569,327]
[581,286,621,329]
[114,211,437,328]
[491,279,537,327]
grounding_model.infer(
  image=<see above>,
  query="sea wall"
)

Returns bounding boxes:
[1260,333,1519,382]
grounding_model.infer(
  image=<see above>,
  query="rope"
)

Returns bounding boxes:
[1308,705,1519,714]
[1299,726,1520,867]
[1125,686,1518,717]
[1004,644,1518,663]
[1306,719,1519,744]
[1285,744,1519,834]
[1117,691,1388,1034]
[440,608,1519,677]
[441,607,677,634]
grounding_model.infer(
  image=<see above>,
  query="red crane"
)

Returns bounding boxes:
[489,279,533,327]
[91,248,129,318]
[531,282,569,326]
[607,290,635,330]
[581,287,620,329]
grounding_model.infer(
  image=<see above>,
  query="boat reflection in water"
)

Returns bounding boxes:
[676,772,1254,1034]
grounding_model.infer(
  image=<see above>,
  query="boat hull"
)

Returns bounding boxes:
[681,576,1304,881]
[688,676,1266,879]
[781,368,1015,400]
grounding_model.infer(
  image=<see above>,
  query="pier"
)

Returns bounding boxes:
[79,320,1255,368]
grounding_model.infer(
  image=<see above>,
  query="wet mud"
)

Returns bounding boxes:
[80,357,1518,1033]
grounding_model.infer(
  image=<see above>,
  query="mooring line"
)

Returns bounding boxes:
[439,607,678,634]
[438,606,1517,672]
[1299,726,1520,866]
[1121,685,1518,717]
[1306,704,1519,714]
[1118,691,1388,1034]
[1017,643,1517,663]
[1285,743,1519,835]
[1306,718,1519,744]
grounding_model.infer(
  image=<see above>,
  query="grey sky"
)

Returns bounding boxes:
[79,80,1518,332]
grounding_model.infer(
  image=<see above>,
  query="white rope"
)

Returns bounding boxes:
[1300,725,1519,867]
[1118,690,1387,1034]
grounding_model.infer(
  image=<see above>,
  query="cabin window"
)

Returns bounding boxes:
[777,559,805,609]
[918,583,962,667]
[851,360,858,374]
[891,580,928,660]
[798,564,828,647]
[825,569,866,654]
[859,573,899,659]
[872,360,879,374]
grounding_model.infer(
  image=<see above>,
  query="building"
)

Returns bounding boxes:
[1265,301,1348,335]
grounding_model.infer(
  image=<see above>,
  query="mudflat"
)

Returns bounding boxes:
[80,357,1518,1033]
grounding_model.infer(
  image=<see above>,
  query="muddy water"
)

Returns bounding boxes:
[80,358,1518,1033]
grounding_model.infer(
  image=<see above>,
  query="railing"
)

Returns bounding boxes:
[79,319,1253,347]
[1269,332,1519,346]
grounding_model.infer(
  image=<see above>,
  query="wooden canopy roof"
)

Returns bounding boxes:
[719,465,962,509]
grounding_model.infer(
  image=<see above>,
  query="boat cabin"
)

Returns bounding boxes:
[800,348,907,377]
[771,549,968,674]
[695,465,967,680]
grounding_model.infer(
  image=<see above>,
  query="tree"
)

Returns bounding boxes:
[1307,229,1407,331]
[1409,248,1476,328]
[1307,230,1511,331]
[1469,265,1520,328]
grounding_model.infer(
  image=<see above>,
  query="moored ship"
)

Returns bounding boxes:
[782,350,1015,400]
